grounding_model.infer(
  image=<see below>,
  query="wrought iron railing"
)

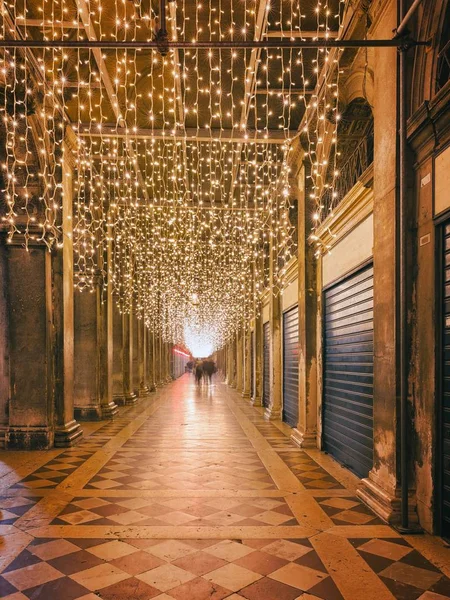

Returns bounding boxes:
[321,128,374,216]
[436,38,450,92]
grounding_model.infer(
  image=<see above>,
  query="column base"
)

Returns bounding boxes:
[102,401,119,419]
[54,420,83,448]
[5,426,53,450]
[264,406,281,421]
[251,395,262,407]
[291,428,317,449]
[357,476,420,529]
[113,394,124,406]
[242,391,251,399]
[75,406,103,421]
[148,383,156,392]
[139,385,151,397]
[123,392,137,405]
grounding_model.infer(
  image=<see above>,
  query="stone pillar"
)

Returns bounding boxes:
[357,2,417,526]
[52,142,83,447]
[112,300,124,404]
[122,312,136,404]
[225,343,231,384]
[147,329,156,392]
[243,326,252,398]
[132,309,139,396]
[167,343,173,380]
[4,139,83,449]
[156,334,164,386]
[236,332,243,393]
[230,334,237,388]
[291,167,318,448]
[138,319,150,396]
[4,239,55,449]
[0,241,9,442]
[265,230,282,421]
[74,251,118,420]
[252,304,263,406]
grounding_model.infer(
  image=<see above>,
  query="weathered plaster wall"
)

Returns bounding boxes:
[322,215,373,287]
[282,277,298,311]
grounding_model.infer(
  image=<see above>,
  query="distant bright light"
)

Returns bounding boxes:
[184,324,215,358]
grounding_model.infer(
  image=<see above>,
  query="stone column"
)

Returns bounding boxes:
[236,332,243,393]
[112,300,124,404]
[357,2,416,526]
[74,251,118,420]
[156,334,164,386]
[53,141,83,447]
[132,309,139,396]
[138,319,150,396]
[167,343,173,380]
[0,241,9,440]
[4,238,55,449]
[230,334,237,388]
[243,326,252,398]
[252,304,263,406]
[225,343,231,384]
[5,138,83,449]
[147,329,156,392]
[291,167,318,448]
[265,229,282,421]
[122,312,136,404]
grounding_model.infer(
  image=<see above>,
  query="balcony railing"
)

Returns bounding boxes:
[321,128,374,216]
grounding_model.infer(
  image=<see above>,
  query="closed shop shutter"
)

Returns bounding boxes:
[442,223,450,539]
[283,305,298,427]
[263,322,270,408]
[323,263,374,479]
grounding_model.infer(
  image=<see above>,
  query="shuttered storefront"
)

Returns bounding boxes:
[283,305,299,427]
[442,223,450,539]
[323,263,374,479]
[263,322,270,408]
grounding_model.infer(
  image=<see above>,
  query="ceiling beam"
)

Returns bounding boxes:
[74,0,149,200]
[76,125,290,144]
[229,0,270,200]
[264,30,339,39]
[167,0,192,199]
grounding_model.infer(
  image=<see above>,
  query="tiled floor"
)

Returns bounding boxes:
[0,376,449,600]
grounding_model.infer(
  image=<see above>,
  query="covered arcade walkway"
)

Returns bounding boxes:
[0,375,449,600]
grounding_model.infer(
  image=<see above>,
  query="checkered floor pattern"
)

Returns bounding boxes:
[350,537,450,599]
[50,496,298,527]
[1,377,450,600]
[84,450,277,491]
[0,537,344,600]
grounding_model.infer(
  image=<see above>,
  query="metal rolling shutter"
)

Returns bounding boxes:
[263,322,270,408]
[283,305,298,427]
[323,263,374,479]
[442,224,450,538]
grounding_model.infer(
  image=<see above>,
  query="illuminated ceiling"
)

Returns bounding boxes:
[0,0,343,351]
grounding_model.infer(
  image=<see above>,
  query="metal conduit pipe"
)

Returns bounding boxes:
[0,39,429,49]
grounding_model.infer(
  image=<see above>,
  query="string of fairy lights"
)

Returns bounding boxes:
[0,0,345,352]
